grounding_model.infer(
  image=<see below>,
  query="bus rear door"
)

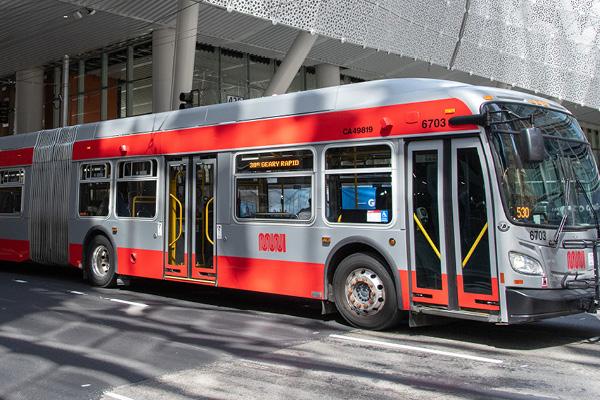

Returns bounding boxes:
[165,157,217,283]
[407,139,499,313]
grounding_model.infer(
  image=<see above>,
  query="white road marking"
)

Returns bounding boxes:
[69,291,86,295]
[109,298,149,308]
[492,387,560,399]
[330,334,503,364]
[81,384,91,387]
[105,392,136,400]
[13,279,27,284]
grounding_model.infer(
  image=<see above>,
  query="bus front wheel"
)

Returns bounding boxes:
[333,253,400,330]
[86,235,116,288]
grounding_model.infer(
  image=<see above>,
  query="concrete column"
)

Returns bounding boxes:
[316,63,340,88]
[15,67,44,134]
[264,31,318,96]
[171,0,199,110]
[152,27,176,113]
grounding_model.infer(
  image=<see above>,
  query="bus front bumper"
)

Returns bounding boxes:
[506,287,596,324]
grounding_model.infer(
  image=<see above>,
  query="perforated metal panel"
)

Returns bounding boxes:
[205,0,600,109]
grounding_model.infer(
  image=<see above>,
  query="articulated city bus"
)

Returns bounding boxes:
[0,78,598,329]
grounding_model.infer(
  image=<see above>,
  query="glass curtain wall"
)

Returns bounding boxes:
[132,42,153,116]
[0,79,15,136]
[221,49,247,102]
[193,44,219,106]
[249,55,272,99]
[36,39,345,129]
[108,48,128,119]
[192,49,320,107]
[83,56,102,123]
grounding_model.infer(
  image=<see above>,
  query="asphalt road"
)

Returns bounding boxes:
[1,262,600,400]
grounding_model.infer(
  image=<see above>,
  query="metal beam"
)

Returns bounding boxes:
[101,52,108,120]
[264,31,318,96]
[61,55,69,127]
[53,66,61,128]
[126,45,134,117]
[77,59,85,124]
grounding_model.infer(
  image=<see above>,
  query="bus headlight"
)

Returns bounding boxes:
[509,252,544,276]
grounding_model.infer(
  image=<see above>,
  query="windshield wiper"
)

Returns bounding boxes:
[549,164,571,248]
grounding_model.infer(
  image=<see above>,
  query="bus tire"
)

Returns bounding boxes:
[333,253,400,330]
[86,235,116,288]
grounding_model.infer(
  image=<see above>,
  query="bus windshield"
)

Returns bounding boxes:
[486,102,600,228]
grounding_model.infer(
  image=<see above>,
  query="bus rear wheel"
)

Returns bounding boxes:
[333,253,400,330]
[86,235,116,288]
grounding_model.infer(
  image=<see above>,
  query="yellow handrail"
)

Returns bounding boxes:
[462,223,488,268]
[205,197,214,245]
[413,213,441,259]
[169,193,183,248]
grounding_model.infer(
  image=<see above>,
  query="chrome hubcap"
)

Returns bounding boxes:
[345,268,385,316]
[91,245,110,277]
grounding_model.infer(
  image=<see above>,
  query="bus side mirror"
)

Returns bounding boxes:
[520,127,544,163]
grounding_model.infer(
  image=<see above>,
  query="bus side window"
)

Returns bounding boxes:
[0,169,24,216]
[116,160,158,219]
[234,149,313,222]
[325,144,393,224]
[78,163,111,218]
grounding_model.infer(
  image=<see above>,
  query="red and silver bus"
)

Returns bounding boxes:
[1,78,598,329]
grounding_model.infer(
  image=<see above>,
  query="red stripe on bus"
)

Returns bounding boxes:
[217,255,325,299]
[0,239,29,262]
[456,275,500,311]
[411,271,449,306]
[72,99,475,160]
[69,243,83,268]
[117,247,164,280]
[0,148,34,167]
[399,269,410,310]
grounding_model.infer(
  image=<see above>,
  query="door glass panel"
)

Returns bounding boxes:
[195,163,214,269]
[168,164,186,266]
[457,148,492,294]
[413,150,442,290]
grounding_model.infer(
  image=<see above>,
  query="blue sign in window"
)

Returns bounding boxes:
[342,186,376,210]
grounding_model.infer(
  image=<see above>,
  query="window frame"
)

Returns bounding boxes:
[322,141,396,228]
[114,158,159,221]
[0,168,25,217]
[77,161,112,220]
[233,147,316,224]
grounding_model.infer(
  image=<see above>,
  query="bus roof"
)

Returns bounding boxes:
[0,78,570,150]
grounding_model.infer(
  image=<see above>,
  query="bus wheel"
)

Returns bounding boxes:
[86,235,116,288]
[333,253,399,330]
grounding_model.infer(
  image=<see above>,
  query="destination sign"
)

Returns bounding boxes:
[249,158,302,170]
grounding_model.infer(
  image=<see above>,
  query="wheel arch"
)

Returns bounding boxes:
[81,226,118,277]
[324,236,404,309]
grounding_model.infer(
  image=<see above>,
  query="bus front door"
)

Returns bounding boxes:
[408,139,499,313]
[165,157,217,283]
